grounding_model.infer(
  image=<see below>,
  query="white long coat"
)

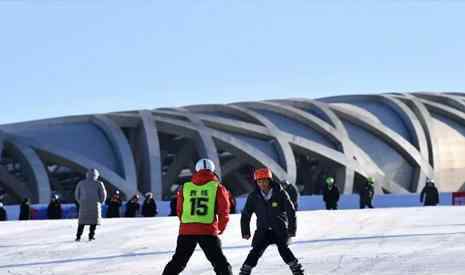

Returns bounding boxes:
[75,179,107,225]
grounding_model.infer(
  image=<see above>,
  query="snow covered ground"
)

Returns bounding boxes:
[1,206,465,275]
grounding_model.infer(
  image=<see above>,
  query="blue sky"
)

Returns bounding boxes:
[1,1,465,124]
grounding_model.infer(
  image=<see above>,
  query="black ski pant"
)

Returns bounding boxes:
[325,202,338,210]
[360,200,374,209]
[162,235,232,275]
[243,229,297,267]
[76,224,96,239]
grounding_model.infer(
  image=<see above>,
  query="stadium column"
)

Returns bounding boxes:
[8,141,50,204]
[137,111,163,200]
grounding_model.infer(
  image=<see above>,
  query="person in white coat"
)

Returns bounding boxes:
[74,168,107,241]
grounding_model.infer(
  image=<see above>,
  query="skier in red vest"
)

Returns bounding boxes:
[162,158,233,275]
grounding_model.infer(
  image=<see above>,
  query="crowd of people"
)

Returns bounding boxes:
[0,173,441,223]
[105,190,159,218]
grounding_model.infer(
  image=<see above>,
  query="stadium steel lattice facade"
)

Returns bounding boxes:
[1,92,465,204]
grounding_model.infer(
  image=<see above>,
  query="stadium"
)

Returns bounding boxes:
[1,92,464,204]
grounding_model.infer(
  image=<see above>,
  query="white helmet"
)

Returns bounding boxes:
[195,158,215,172]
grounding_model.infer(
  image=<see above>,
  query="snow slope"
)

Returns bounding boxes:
[1,206,465,275]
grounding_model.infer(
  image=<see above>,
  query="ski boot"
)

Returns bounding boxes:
[239,264,252,275]
[289,260,306,275]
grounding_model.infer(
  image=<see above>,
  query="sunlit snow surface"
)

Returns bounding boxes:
[1,206,465,275]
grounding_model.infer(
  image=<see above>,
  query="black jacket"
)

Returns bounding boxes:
[169,196,177,216]
[420,185,439,206]
[282,182,300,210]
[241,182,296,246]
[47,200,63,219]
[0,207,6,221]
[125,200,140,217]
[19,201,31,220]
[359,183,374,203]
[323,185,340,204]
[124,200,140,218]
[142,198,158,217]
[107,197,122,218]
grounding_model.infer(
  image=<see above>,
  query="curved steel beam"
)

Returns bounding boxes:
[184,104,265,125]
[247,99,398,193]
[0,131,33,202]
[268,98,365,193]
[138,110,163,199]
[92,115,137,183]
[390,94,440,191]
[164,141,195,197]
[178,107,223,178]
[7,140,51,203]
[378,95,430,192]
[328,104,433,177]
[413,92,465,113]
[180,112,387,191]
[3,133,138,199]
[153,109,222,178]
[152,116,289,183]
[228,102,297,185]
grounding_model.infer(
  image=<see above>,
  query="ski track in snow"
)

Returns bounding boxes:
[1,206,465,274]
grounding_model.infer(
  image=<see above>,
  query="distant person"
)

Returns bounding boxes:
[420,179,439,206]
[106,190,122,218]
[19,198,31,220]
[169,185,179,217]
[74,168,107,241]
[169,196,177,217]
[142,192,158,217]
[47,194,63,219]
[239,168,305,275]
[281,180,300,210]
[359,177,375,209]
[228,190,237,214]
[322,176,340,210]
[162,158,232,275]
[0,202,7,221]
[125,194,140,217]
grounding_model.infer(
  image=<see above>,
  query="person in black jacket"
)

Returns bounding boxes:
[19,198,31,220]
[0,202,7,221]
[239,167,306,275]
[281,180,300,210]
[142,192,158,217]
[125,194,140,217]
[359,177,375,209]
[106,190,122,218]
[420,179,439,206]
[323,176,340,210]
[47,194,63,219]
[169,185,179,217]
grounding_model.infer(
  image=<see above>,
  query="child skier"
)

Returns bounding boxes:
[162,158,233,275]
[239,167,306,275]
